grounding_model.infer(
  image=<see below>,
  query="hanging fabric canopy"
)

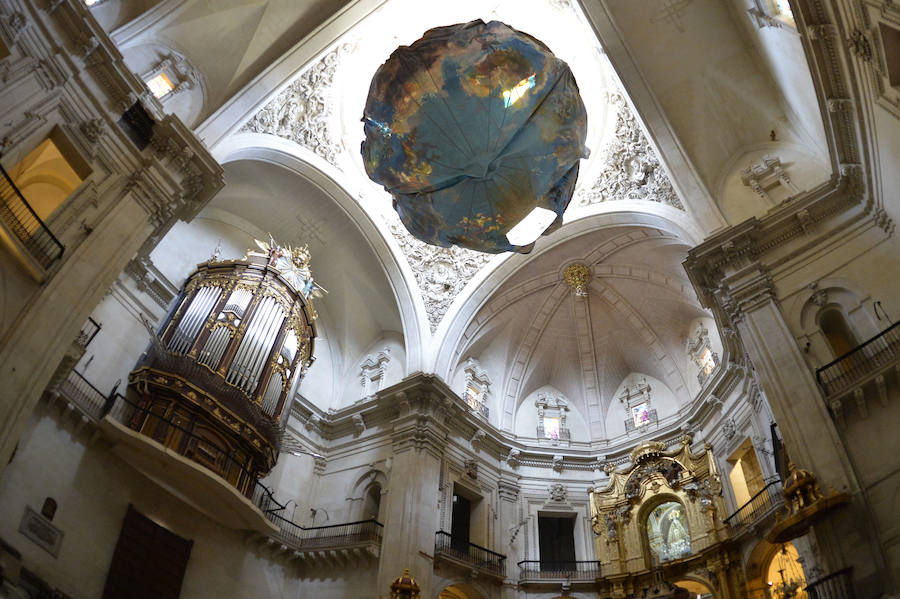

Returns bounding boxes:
[362,19,588,253]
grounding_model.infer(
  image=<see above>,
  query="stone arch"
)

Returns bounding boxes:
[212,133,427,375]
[434,582,487,599]
[345,468,388,521]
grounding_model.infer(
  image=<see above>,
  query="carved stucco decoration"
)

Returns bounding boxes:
[241,46,346,168]
[578,91,683,210]
[385,214,493,331]
[548,482,568,502]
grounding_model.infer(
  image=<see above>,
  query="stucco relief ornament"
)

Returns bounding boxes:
[506,448,521,468]
[548,483,567,502]
[241,45,349,168]
[384,213,492,331]
[578,90,683,210]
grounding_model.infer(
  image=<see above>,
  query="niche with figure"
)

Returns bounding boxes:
[645,501,691,564]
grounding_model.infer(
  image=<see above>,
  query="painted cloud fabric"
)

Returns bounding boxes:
[362,20,588,254]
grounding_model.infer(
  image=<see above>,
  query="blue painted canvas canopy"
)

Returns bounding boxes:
[362,20,588,253]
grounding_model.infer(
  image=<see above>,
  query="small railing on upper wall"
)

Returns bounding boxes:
[76,317,102,349]
[805,568,854,599]
[816,321,900,397]
[723,478,784,529]
[517,560,601,581]
[434,531,506,577]
[0,161,65,269]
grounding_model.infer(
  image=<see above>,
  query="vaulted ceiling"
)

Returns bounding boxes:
[97,0,832,427]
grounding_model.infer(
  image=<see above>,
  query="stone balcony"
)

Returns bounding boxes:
[816,321,900,427]
[722,478,784,538]
[517,560,602,587]
[433,531,506,582]
[259,516,383,570]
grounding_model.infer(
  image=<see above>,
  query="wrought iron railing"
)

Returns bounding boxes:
[76,317,101,349]
[265,513,383,551]
[0,161,65,268]
[57,369,111,420]
[434,531,506,577]
[517,560,601,581]
[724,478,784,529]
[806,568,854,599]
[816,321,900,397]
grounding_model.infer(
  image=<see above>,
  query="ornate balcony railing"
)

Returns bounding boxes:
[517,560,601,581]
[265,513,383,551]
[434,531,506,577]
[806,568,854,599]
[0,161,64,269]
[816,321,900,397]
[723,478,784,529]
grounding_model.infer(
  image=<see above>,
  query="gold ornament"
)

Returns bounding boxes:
[564,263,591,296]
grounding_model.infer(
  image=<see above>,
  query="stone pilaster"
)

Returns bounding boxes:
[376,388,449,599]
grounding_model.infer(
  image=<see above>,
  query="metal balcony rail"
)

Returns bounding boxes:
[104,392,279,502]
[57,369,111,420]
[806,568,854,599]
[723,478,784,529]
[76,317,101,349]
[0,161,65,268]
[517,560,601,581]
[816,321,900,397]
[434,531,506,577]
[265,513,384,551]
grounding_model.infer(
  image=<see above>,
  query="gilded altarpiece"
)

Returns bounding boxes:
[590,436,742,599]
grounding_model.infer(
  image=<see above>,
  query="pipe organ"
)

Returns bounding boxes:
[128,242,317,495]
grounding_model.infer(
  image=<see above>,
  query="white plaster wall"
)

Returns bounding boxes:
[513,385,590,442]
[717,145,829,226]
[731,0,829,156]
[339,333,406,408]
[0,410,377,599]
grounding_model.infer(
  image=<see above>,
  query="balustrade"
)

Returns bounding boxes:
[0,161,64,269]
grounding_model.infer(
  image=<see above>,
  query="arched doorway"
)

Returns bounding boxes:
[765,543,807,599]
[437,583,484,599]
[672,578,715,598]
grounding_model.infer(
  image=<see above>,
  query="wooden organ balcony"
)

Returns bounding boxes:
[102,246,317,531]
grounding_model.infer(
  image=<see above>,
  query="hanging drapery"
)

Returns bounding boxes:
[362,19,588,253]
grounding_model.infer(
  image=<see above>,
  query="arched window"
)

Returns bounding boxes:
[819,308,858,359]
[362,484,382,521]
[646,501,692,564]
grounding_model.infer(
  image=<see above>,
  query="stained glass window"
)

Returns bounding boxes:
[543,416,560,440]
[146,73,174,99]
[632,403,650,428]
[646,502,692,564]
